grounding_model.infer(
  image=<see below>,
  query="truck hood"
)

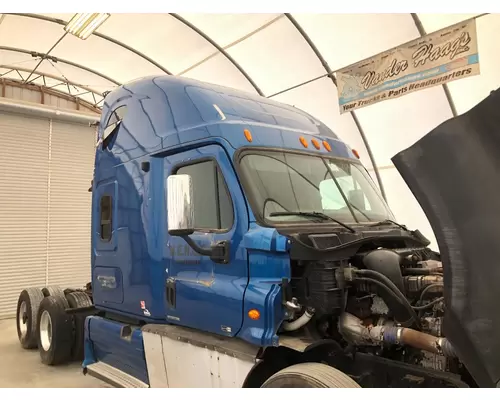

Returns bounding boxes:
[391,88,500,388]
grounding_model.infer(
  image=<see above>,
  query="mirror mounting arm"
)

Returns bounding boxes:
[181,235,230,264]
[182,235,212,257]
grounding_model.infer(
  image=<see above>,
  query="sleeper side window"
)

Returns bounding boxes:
[100,195,113,241]
[176,160,234,231]
[102,105,127,149]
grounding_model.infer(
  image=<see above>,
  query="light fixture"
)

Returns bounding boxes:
[64,13,111,40]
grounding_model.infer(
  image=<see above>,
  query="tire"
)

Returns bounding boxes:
[65,291,92,361]
[261,362,361,388]
[42,286,66,303]
[36,296,74,365]
[16,288,45,349]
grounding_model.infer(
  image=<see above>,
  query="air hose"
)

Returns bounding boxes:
[353,269,420,329]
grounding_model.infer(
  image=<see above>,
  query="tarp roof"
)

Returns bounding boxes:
[0,12,495,248]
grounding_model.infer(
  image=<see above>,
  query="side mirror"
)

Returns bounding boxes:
[167,174,195,236]
[166,174,230,264]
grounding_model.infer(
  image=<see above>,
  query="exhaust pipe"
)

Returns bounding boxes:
[339,313,456,358]
[383,326,456,357]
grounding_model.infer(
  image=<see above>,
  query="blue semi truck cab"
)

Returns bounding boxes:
[89,75,395,347]
[16,76,500,388]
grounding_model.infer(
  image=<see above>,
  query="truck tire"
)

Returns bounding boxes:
[16,288,45,349]
[42,286,66,303]
[37,296,74,365]
[65,291,92,361]
[261,363,361,388]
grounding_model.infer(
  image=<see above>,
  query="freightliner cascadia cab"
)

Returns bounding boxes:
[83,75,500,388]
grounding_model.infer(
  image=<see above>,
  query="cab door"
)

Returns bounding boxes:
[163,144,249,337]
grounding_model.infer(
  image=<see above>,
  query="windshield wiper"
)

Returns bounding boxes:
[269,211,356,233]
[368,219,408,231]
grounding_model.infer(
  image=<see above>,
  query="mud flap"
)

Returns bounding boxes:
[392,88,500,388]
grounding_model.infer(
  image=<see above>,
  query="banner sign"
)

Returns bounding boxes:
[336,18,480,114]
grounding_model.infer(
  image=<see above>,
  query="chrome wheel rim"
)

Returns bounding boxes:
[40,310,52,351]
[18,301,28,338]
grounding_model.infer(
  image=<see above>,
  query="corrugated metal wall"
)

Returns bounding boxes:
[47,120,95,288]
[0,110,95,319]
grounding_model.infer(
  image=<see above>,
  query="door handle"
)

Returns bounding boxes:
[166,277,176,308]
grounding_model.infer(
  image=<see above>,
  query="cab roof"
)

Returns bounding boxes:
[99,75,357,161]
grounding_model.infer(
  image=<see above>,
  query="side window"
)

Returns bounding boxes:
[176,160,233,231]
[103,105,127,148]
[100,195,113,241]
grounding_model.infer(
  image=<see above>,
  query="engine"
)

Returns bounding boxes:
[283,246,457,374]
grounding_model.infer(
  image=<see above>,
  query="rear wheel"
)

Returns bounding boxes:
[261,363,361,388]
[42,286,66,301]
[65,291,93,361]
[37,296,74,365]
[16,288,45,349]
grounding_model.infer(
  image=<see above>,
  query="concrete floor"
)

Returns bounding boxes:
[0,319,109,388]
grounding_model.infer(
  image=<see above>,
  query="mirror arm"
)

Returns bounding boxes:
[181,235,213,257]
[180,235,230,264]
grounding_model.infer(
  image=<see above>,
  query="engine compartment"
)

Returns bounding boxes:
[279,229,470,385]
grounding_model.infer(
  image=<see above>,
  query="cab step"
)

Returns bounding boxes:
[85,361,149,388]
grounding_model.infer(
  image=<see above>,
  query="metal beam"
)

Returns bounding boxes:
[170,13,265,97]
[284,13,387,201]
[0,46,120,86]
[410,13,489,117]
[24,32,68,84]
[1,77,100,113]
[0,68,14,78]
[0,64,103,97]
[410,13,458,117]
[0,94,100,123]
[12,13,173,76]
[178,14,284,76]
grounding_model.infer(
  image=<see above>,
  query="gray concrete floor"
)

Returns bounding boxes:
[0,319,109,388]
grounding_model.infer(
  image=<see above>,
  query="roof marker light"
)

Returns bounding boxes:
[323,141,331,152]
[65,13,111,40]
[244,129,253,142]
[311,138,320,150]
[352,149,360,159]
[299,136,308,148]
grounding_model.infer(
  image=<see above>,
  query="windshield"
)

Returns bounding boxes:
[238,150,394,224]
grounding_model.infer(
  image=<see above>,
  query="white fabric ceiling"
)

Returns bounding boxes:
[0,12,497,248]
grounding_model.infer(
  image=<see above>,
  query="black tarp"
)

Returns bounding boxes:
[392,88,500,388]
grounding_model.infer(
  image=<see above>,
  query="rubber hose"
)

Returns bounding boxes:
[354,269,420,328]
[354,277,420,329]
[355,269,407,299]
[282,308,315,332]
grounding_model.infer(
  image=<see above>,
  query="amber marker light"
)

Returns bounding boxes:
[323,141,331,152]
[352,149,360,159]
[244,129,253,142]
[299,136,308,148]
[248,309,260,320]
[311,138,321,150]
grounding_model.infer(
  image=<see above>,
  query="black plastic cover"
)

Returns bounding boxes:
[363,249,405,294]
[391,88,500,388]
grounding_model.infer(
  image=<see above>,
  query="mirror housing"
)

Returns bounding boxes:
[166,174,231,264]
[167,174,195,236]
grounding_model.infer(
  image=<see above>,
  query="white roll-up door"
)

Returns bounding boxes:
[47,120,94,288]
[0,112,51,318]
[0,110,96,319]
